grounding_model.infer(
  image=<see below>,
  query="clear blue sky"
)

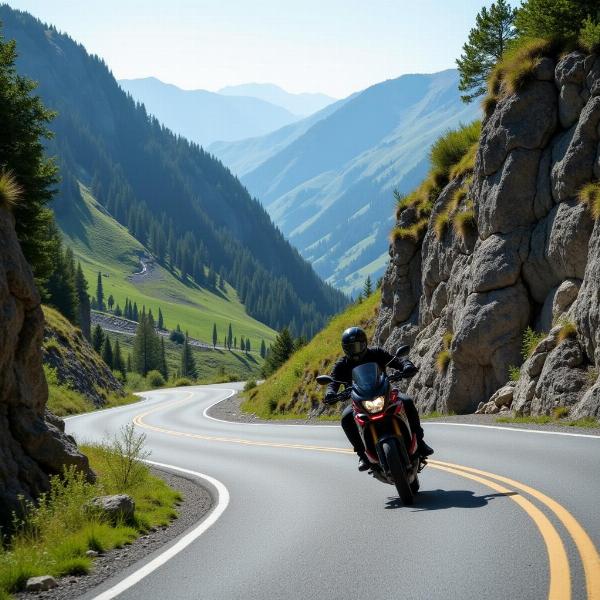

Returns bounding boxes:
[6,0,494,97]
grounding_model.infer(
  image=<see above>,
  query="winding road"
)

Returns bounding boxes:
[65,384,600,600]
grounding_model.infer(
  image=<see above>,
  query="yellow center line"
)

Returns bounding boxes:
[132,394,600,599]
[431,460,600,600]
[428,463,570,600]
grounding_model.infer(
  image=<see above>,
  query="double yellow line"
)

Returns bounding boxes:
[133,394,600,600]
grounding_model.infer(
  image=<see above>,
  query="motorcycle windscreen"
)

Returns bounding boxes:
[351,362,387,398]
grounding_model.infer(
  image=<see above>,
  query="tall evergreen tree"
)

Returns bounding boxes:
[107,294,114,311]
[45,233,78,323]
[245,338,251,353]
[158,307,164,330]
[180,332,198,379]
[113,338,125,374]
[260,339,266,359]
[159,337,169,380]
[74,262,91,340]
[0,23,59,295]
[263,328,294,376]
[240,338,245,352]
[227,323,233,349]
[457,0,517,102]
[101,337,113,369]
[132,308,162,375]
[212,323,217,348]
[96,272,104,311]
[92,324,105,354]
[132,302,139,322]
[363,275,373,298]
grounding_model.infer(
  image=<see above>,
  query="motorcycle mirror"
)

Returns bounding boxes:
[316,375,334,386]
[396,344,410,357]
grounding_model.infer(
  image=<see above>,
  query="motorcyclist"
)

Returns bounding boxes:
[324,326,434,472]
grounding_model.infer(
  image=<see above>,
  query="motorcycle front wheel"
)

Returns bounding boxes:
[382,440,414,505]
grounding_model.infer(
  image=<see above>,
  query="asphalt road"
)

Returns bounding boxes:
[66,384,600,600]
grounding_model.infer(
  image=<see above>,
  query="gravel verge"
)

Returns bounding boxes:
[208,392,600,435]
[15,466,212,600]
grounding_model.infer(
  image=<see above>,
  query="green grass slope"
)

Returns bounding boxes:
[242,291,380,419]
[57,185,275,349]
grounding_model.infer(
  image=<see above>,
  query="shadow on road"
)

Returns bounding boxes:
[384,489,517,510]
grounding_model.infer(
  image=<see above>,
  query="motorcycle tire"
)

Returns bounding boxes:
[410,475,420,494]
[382,440,414,505]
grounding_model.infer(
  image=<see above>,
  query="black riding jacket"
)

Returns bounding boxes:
[325,347,407,398]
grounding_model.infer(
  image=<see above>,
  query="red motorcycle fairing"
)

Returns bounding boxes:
[353,390,417,464]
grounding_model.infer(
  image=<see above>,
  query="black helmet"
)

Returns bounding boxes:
[342,326,368,361]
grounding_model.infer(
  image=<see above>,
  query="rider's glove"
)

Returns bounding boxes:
[400,359,418,377]
[324,393,337,405]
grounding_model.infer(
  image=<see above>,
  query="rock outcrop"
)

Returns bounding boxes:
[0,205,92,528]
[375,52,600,418]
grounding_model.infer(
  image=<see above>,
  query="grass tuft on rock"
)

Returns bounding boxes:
[449,142,478,180]
[391,218,429,243]
[430,121,481,181]
[435,349,452,374]
[433,212,449,240]
[453,205,477,240]
[578,182,600,220]
[521,327,546,360]
[557,320,577,343]
[0,172,22,210]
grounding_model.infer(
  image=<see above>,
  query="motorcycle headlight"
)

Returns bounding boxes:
[363,396,385,414]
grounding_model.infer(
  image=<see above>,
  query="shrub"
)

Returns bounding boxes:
[429,121,481,180]
[0,171,22,209]
[521,327,546,359]
[243,379,257,392]
[552,406,570,419]
[436,349,452,373]
[173,377,193,387]
[579,17,600,53]
[125,372,146,392]
[169,329,185,345]
[146,370,166,388]
[578,182,600,220]
[508,365,521,382]
[98,424,150,491]
[557,320,577,343]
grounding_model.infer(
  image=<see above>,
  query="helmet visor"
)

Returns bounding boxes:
[343,341,366,357]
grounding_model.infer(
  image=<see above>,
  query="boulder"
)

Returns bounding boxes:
[90,494,135,523]
[26,576,58,592]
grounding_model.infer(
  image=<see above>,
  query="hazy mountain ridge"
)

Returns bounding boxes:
[218,82,336,116]
[215,70,480,294]
[118,77,301,146]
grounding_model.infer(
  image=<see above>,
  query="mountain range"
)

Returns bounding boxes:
[1,5,346,338]
[212,70,480,294]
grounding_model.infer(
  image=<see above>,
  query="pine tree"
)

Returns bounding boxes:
[92,324,105,354]
[260,339,266,359]
[132,302,139,322]
[227,323,233,349]
[132,308,162,375]
[180,332,198,379]
[102,337,114,369]
[363,275,373,298]
[159,337,169,380]
[457,0,517,102]
[245,338,251,353]
[234,336,237,349]
[74,263,91,340]
[263,328,294,376]
[158,307,164,330]
[96,272,105,311]
[107,294,114,311]
[45,235,78,323]
[113,339,125,374]
[114,304,122,317]
[212,323,217,348]
[240,338,245,352]
[127,353,132,373]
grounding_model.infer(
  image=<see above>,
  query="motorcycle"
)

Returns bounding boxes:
[316,345,425,505]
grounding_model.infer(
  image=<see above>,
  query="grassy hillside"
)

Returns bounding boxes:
[105,330,262,384]
[241,291,380,419]
[58,185,275,350]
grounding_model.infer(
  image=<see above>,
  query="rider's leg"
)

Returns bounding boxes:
[402,397,434,456]
[341,405,369,471]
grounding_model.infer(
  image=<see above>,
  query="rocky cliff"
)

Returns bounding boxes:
[0,206,92,527]
[375,51,600,419]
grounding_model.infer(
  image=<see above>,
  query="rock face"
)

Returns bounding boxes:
[0,205,92,528]
[375,52,600,418]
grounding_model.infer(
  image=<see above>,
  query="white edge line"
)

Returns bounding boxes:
[424,421,600,439]
[90,460,230,600]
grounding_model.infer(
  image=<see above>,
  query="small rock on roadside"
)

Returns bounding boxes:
[26,576,58,592]
[90,494,135,523]
[85,550,99,558]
